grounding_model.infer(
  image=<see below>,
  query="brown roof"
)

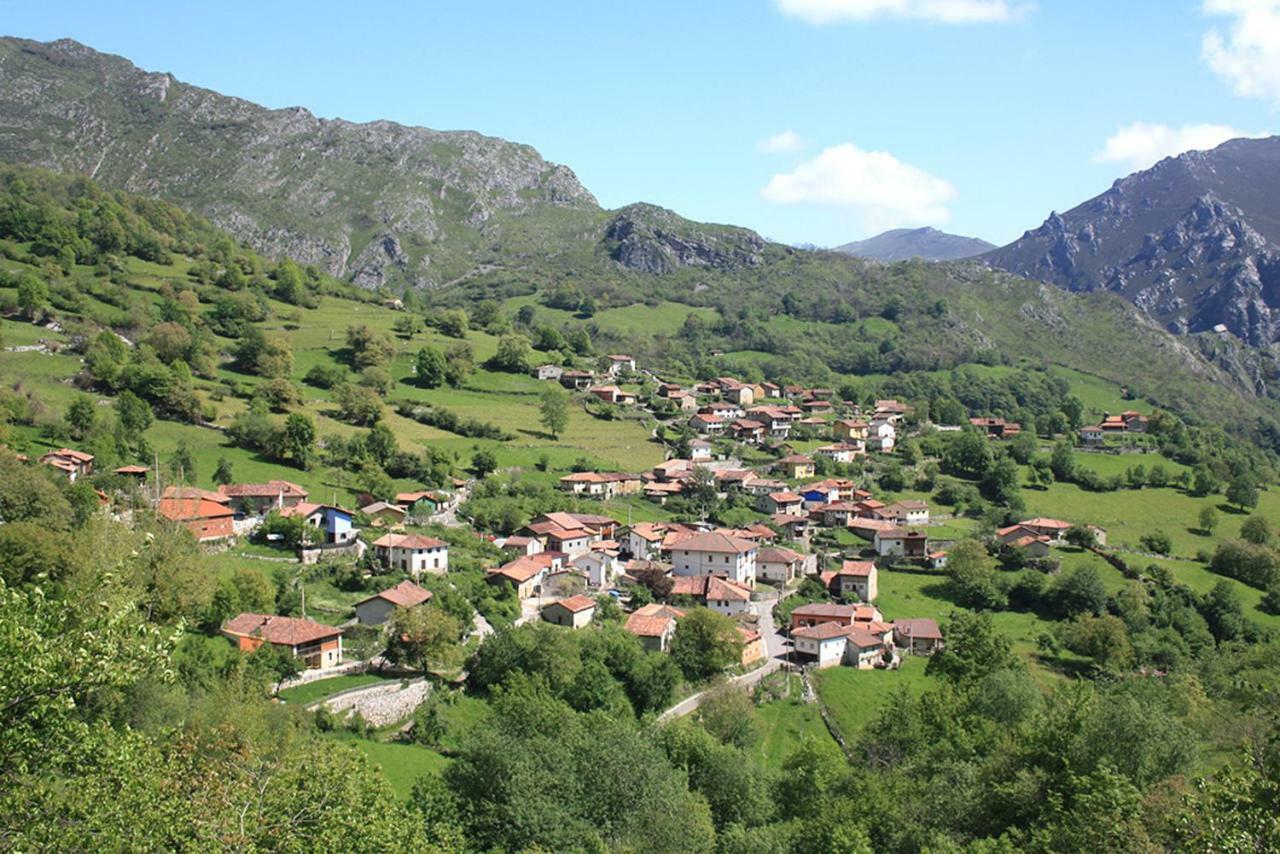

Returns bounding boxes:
[360,580,433,609]
[793,621,853,640]
[838,560,876,577]
[706,576,752,602]
[669,531,757,555]
[222,613,342,645]
[791,602,857,619]
[758,546,802,565]
[373,533,447,550]
[893,618,943,641]
[217,480,308,498]
[157,496,234,522]
[624,603,685,638]
[42,448,94,463]
[547,594,597,614]
[161,485,230,504]
[846,628,885,649]
[114,465,150,474]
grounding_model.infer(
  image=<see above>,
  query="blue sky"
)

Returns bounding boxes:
[5,0,1279,246]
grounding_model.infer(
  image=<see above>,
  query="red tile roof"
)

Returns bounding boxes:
[218,480,308,498]
[222,613,342,645]
[669,531,757,555]
[548,594,597,614]
[373,533,447,550]
[157,496,234,522]
[360,580,433,608]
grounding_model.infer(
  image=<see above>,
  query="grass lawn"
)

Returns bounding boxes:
[815,655,932,738]
[277,673,397,706]
[755,693,840,768]
[329,733,450,800]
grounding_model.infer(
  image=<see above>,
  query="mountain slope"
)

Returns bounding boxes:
[0,36,598,289]
[834,227,994,262]
[983,136,1280,345]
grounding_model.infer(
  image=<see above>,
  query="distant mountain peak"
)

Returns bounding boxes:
[833,227,995,262]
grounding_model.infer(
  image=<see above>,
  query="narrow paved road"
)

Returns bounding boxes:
[659,591,791,721]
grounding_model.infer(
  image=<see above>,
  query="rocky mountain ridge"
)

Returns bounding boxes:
[984,137,1280,346]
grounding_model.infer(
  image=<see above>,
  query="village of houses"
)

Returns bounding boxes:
[24,352,1138,693]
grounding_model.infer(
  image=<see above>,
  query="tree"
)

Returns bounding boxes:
[539,385,570,439]
[1226,474,1259,511]
[1190,464,1219,497]
[386,606,462,672]
[345,325,395,369]
[1198,505,1220,536]
[980,455,1022,507]
[471,447,498,478]
[1065,525,1096,549]
[487,334,532,373]
[1062,613,1134,670]
[167,442,196,484]
[282,413,316,469]
[945,539,1003,609]
[696,685,759,748]
[943,430,993,479]
[670,608,742,681]
[415,346,447,388]
[1139,530,1172,555]
[16,272,49,320]
[437,308,469,338]
[332,382,383,426]
[1202,579,1246,642]
[115,390,153,440]
[364,422,397,465]
[1049,441,1075,482]
[444,342,475,387]
[250,642,303,693]
[64,395,97,441]
[1240,514,1273,547]
[926,611,1019,682]
[212,456,235,485]
[1049,564,1108,618]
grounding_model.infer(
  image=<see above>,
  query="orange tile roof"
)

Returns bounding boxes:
[373,533,447,550]
[360,580,433,608]
[548,594,596,614]
[222,613,342,645]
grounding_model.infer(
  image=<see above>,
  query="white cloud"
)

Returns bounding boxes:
[1092,121,1266,171]
[1203,0,1280,102]
[761,143,956,229]
[775,0,1021,25]
[757,130,805,154]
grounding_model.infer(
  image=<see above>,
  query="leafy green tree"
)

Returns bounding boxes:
[487,334,532,373]
[1201,579,1246,642]
[1139,530,1172,555]
[670,608,742,681]
[1226,474,1259,511]
[942,430,993,479]
[415,345,447,388]
[443,341,475,387]
[115,390,153,440]
[696,684,759,749]
[282,412,316,469]
[167,442,196,484]
[1062,613,1134,670]
[386,606,463,672]
[16,272,49,320]
[212,456,234,485]
[1190,464,1219,497]
[1049,440,1075,481]
[1199,504,1220,536]
[1240,514,1273,547]
[437,308,469,338]
[471,447,498,478]
[345,324,395,369]
[927,611,1019,682]
[945,539,1003,610]
[539,385,570,439]
[1049,564,1108,618]
[333,382,383,426]
[64,395,97,440]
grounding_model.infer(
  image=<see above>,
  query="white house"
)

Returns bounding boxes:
[869,419,896,452]
[756,546,806,584]
[534,364,564,381]
[668,531,758,586]
[354,580,433,626]
[791,622,850,668]
[573,550,619,588]
[607,354,636,375]
[689,439,713,462]
[541,594,597,629]
[372,533,449,576]
[704,576,754,617]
